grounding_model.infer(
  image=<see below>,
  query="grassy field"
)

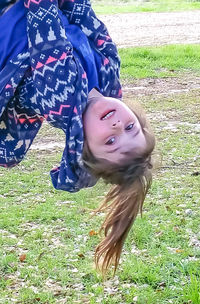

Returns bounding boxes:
[0,43,200,304]
[92,0,200,14]
[0,92,200,303]
[119,45,200,79]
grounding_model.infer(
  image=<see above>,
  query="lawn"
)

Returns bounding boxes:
[119,45,200,79]
[0,43,200,303]
[92,0,200,15]
[0,32,200,304]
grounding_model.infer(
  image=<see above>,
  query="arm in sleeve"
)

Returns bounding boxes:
[24,0,88,130]
[23,0,91,192]
[59,0,122,98]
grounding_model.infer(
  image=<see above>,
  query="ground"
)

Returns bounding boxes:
[1,9,200,304]
[102,10,200,97]
[101,11,200,48]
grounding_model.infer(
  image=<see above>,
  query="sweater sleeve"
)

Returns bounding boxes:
[0,0,88,170]
[59,0,122,98]
[23,0,92,192]
[24,0,88,130]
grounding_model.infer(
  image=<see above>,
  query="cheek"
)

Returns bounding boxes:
[139,132,147,150]
[90,127,105,144]
[84,120,99,144]
[86,125,109,152]
[83,115,96,139]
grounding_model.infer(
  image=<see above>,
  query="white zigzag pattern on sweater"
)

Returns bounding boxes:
[27,5,58,25]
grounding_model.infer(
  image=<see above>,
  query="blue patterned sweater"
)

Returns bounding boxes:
[0,0,122,192]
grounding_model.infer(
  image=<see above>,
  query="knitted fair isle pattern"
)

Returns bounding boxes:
[0,0,121,191]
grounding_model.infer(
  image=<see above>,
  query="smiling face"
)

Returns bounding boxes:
[83,96,147,163]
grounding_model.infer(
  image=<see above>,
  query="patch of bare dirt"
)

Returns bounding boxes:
[31,142,65,150]
[101,10,200,48]
[122,74,200,97]
[102,11,200,96]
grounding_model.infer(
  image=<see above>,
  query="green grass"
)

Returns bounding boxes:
[93,0,200,14]
[0,92,200,303]
[0,43,200,302]
[119,44,200,79]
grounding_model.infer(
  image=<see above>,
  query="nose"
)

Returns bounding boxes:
[112,120,123,130]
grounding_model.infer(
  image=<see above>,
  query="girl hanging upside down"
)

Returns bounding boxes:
[0,0,155,272]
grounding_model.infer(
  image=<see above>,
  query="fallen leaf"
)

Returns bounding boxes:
[89,230,97,236]
[176,249,184,253]
[173,226,180,232]
[19,254,26,262]
[78,253,85,259]
[158,281,166,287]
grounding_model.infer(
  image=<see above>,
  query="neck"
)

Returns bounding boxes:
[88,88,103,99]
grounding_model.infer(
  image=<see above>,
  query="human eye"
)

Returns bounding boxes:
[125,123,134,131]
[105,137,115,145]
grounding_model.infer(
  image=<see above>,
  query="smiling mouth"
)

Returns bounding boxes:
[101,110,115,120]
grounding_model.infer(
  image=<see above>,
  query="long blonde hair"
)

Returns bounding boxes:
[83,102,155,273]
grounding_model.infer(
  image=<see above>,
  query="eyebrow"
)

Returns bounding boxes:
[121,150,133,156]
[106,127,141,155]
[107,129,141,155]
[132,128,140,138]
[107,147,120,154]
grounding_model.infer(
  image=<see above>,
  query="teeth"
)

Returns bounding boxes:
[102,111,114,120]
